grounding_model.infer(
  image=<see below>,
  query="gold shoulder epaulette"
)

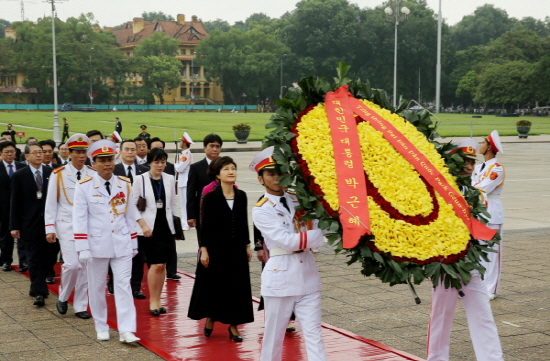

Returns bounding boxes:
[255,197,269,207]
[78,176,93,184]
[52,166,65,174]
[117,175,131,183]
[286,190,297,195]
[86,165,96,171]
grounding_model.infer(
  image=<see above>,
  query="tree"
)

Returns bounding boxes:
[451,5,515,50]
[141,12,174,21]
[195,28,289,103]
[130,55,182,105]
[133,31,179,56]
[202,19,231,33]
[455,70,478,104]
[474,61,535,107]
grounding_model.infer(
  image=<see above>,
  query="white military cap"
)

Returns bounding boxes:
[451,138,478,160]
[486,130,503,154]
[88,139,118,159]
[249,146,276,173]
[66,133,91,150]
[181,132,194,145]
[111,131,122,143]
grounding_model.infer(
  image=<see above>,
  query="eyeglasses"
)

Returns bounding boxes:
[1,150,15,154]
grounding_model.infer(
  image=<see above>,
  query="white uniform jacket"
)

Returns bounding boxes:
[175,148,192,187]
[73,174,138,258]
[252,192,325,298]
[132,172,179,236]
[44,164,96,240]
[472,158,504,224]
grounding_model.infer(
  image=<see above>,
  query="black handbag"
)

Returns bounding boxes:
[173,216,185,240]
[137,175,146,212]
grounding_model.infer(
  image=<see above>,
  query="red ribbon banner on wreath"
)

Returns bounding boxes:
[325,87,371,249]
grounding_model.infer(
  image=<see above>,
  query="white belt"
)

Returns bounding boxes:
[269,248,305,257]
[487,194,500,199]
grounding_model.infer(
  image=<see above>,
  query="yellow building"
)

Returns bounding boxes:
[110,14,224,105]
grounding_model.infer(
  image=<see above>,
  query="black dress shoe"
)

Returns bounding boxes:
[166,273,181,281]
[45,277,55,284]
[75,311,91,319]
[2,263,12,272]
[228,326,243,342]
[149,309,160,317]
[56,300,68,315]
[132,291,146,299]
[34,295,45,307]
[204,318,213,337]
[107,282,114,294]
[159,306,167,314]
[19,264,28,273]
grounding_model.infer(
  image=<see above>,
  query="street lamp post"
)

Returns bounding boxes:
[384,0,410,108]
[89,47,94,107]
[242,93,247,111]
[279,54,286,99]
[435,0,442,113]
[48,0,60,143]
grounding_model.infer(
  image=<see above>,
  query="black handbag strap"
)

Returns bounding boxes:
[142,174,145,197]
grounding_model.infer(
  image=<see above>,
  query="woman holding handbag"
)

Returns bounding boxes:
[132,148,179,316]
[187,156,254,341]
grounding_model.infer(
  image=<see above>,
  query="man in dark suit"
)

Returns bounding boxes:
[1,132,22,160]
[10,142,53,306]
[38,139,61,284]
[111,139,148,298]
[0,141,26,272]
[186,134,222,243]
[115,117,123,137]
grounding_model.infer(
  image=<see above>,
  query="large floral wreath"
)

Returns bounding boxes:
[263,63,499,291]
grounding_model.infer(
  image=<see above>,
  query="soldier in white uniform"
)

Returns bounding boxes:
[175,132,193,230]
[72,140,140,343]
[427,138,503,361]
[45,134,95,319]
[251,147,327,361]
[472,130,505,299]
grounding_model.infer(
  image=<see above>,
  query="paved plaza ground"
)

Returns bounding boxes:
[0,136,548,360]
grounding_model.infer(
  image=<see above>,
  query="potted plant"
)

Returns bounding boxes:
[516,120,532,138]
[232,123,251,144]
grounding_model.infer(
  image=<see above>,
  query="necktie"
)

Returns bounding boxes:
[76,171,81,181]
[280,197,290,212]
[480,163,486,172]
[7,164,14,178]
[105,181,111,195]
[127,166,133,184]
[35,170,43,191]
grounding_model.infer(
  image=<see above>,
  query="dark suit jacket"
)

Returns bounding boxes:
[138,161,175,176]
[186,158,210,221]
[115,121,122,135]
[10,165,52,240]
[114,162,147,183]
[0,161,26,236]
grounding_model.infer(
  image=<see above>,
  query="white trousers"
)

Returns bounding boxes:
[427,272,503,361]
[480,223,503,295]
[58,239,88,313]
[87,255,136,334]
[178,186,189,230]
[262,292,326,361]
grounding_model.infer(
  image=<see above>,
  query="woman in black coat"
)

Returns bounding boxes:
[187,156,253,342]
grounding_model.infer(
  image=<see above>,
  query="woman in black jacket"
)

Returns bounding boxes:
[187,156,253,341]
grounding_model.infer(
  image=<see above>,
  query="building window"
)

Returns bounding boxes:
[181,49,186,55]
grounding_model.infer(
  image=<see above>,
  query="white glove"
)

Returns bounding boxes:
[79,250,91,264]
[132,249,138,258]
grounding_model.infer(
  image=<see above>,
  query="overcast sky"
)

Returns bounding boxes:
[1,0,548,27]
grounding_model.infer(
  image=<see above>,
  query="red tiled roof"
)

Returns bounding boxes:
[110,20,209,48]
[0,87,37,93]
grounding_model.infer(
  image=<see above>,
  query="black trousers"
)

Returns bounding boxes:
[21,238,49,297]
[0,221,26,266]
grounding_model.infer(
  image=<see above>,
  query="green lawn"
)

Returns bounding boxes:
[1,110,548,143]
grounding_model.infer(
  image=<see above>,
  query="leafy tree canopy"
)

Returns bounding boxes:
[142,12,174,22]
[133,31,179,56]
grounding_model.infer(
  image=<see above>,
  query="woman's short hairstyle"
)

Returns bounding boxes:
[146,147,168,164]
[207,156,236,181]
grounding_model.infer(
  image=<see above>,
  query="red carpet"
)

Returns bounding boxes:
[21,264,425,361]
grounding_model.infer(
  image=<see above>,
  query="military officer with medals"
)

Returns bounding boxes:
[175,132,193,230]
[72,139,140,343]
[251,146,327,361]
[472,130,505,300]
[45,134,95,319]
